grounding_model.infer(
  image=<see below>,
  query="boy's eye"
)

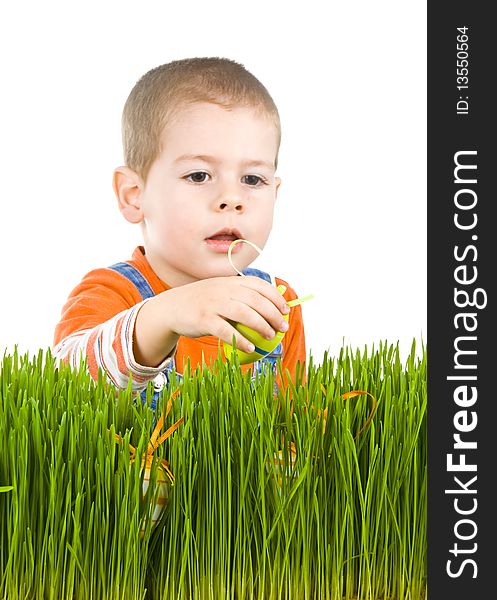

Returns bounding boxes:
[242,175,266,186]
[185,171,210,183]
[185,172,267,186]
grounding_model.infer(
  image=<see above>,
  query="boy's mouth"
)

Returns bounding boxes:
[205,228,243,253]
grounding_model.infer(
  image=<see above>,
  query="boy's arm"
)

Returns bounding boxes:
[53,302,175,392]
[54,268,290,388]
[53,268,172,392]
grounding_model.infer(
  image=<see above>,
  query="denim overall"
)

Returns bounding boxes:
[108,262,283,408]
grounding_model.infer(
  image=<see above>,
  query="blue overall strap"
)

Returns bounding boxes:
[242,267,272,283]
[107,261,175,408]
[108,262,155,300]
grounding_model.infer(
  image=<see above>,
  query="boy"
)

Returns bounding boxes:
[53,57,306,402]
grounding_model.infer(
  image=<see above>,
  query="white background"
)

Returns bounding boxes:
[0,0,426,364]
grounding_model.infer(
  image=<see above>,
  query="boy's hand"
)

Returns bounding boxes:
[133,276,290,368]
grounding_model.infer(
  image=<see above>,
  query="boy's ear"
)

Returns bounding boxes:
[275,176,282,199]
[113,166,145,224]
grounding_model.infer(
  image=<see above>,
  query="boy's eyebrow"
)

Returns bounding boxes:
[173,154,274,169]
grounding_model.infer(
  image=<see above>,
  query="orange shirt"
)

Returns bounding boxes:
[53,247,306,390]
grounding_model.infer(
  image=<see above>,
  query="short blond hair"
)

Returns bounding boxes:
[122,57,281,182]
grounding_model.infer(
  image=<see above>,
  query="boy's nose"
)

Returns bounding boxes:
[216,189,245,213]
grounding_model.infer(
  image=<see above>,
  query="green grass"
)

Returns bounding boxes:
[0,341,426,599]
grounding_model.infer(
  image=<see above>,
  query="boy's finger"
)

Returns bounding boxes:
[214,319,256,354]
[223,299,277,341]
[226,290,288,338]
[240,276,291,315]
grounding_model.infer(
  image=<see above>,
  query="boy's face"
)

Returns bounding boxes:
[129,102,280,287]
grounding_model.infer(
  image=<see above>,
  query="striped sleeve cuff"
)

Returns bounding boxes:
[53,299,176,393]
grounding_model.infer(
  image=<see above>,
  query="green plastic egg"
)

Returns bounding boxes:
[223,313,289,365]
